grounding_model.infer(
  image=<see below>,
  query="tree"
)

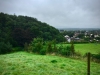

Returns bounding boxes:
[0,42,12,54]
[77,33,84,38]
[0,12,65,49]
[70,42,75,56]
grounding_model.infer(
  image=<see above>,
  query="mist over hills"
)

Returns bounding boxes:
[58,28,100,31]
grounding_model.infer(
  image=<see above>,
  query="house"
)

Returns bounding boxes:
[64,35,71,42]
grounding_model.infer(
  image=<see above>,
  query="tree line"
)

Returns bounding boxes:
[0,12,65,54]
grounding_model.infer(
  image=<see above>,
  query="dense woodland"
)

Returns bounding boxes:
[0,12,65,54]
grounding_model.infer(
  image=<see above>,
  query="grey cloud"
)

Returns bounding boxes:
[0,0,100,28]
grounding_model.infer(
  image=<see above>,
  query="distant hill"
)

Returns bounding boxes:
[58,28,100,31]
[0,12,65,47]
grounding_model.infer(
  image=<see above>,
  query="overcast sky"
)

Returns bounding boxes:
[0,0,100,28]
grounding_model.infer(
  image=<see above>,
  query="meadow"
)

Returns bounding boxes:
[0,51,100,75]
[58,43,100,55]
[75,43,100,55]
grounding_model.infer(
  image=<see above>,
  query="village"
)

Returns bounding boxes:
[60,29,100,43]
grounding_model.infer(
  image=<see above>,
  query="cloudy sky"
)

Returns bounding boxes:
[0,0,100,28]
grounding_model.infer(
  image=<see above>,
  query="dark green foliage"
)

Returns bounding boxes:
[91,53,100,60]
[52,39,58,53]
[53,45,58,53]
[62,31,74,37]
[57,44,71,56]
[40,49,46,55]
[58,44,64,54]
[28,38,44,54]
[27,37,76,57]
[34,42,43,53]
[70,42,75,55]
[51,60,57,63]
[66,46,71,56]
[28,38,69,55]
[60,64,66,69]
[12,47,23,52]
[60,49,67,55]
[57,43,76,56]
[0,12,65,49]
[0,42,12,54]
[77,33,84,39]
[12,28,32,47]
[46,42,53,53]
[84,53,100,63]
[60,46,71,56]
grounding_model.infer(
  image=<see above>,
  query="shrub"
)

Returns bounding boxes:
[91,53,100,60]
[70,42,75,55]
[66,46,71,56]
[60,49,67,55]
[60,46,71,56]
[28,38,44,54]
[46,41,53,53]
[40,49,46,55]
[58,44,64,54]
[52,39,58,53]
[34,42,43,53]
[53,45,58,53]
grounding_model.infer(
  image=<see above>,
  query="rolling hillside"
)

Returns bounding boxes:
[0,52,100,75]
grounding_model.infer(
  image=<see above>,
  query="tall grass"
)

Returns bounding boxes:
[0,52,100,75]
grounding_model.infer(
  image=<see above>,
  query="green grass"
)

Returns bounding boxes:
[75,43,100,55]
[58,43,100,55]
[0,52,100,75]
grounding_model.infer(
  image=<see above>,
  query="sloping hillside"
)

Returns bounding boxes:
[0,12,65,47]
[0,52,100,75]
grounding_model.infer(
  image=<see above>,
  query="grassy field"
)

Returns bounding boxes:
[0,52,100,75]
[75,43,100,55]
[58,43,100,55]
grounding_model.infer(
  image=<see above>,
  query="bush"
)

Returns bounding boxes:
[46,42,53,53]
[58,44,71,56]
[0,42,12,54]
[40,49,46,55]
[27,38,77,57]
[52,39,58,53]
[53,45,58,53]
[70,42,75,55]
[66,46,71,56]
[91,53,100,60]
[60,46,71,56]
[34,42,43,53]
[58,44,64,54]
[28,38,44,54]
